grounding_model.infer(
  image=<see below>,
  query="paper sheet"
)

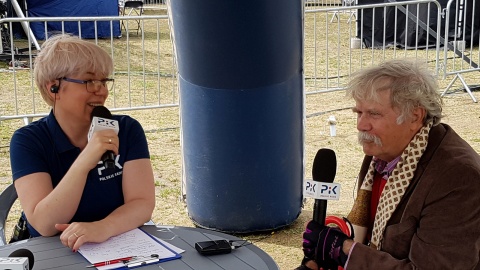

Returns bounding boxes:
[78,228,181,269]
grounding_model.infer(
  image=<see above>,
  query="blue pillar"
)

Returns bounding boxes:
[171,0,303,233]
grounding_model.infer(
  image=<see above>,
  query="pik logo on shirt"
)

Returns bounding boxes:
[97,155,123,178]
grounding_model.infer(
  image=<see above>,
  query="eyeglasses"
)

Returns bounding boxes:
[60,77,114,93]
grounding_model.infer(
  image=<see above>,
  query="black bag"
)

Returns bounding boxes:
[9,215,30,243]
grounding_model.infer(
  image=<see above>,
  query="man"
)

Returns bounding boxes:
[298,59,480,269]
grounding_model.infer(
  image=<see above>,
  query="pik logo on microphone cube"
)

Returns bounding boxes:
[96,118,117,128]
[306,181,316,192]
[303,180,341,200]
[321,184,338,195]
[0,257,29,270]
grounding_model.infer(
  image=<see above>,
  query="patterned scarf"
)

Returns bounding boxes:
[347,121,432,250]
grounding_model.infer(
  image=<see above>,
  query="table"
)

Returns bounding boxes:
[0,225,279,270]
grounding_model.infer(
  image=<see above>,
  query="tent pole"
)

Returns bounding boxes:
[9,0,40,51]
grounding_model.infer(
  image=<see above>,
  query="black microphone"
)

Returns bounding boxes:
[89,106,119,169]
[8,248,34,270]
[311,148,337,224]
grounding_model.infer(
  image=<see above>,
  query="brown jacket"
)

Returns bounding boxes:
[346,123,480,269]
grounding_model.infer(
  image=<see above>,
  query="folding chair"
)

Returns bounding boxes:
[121,1,144,35]
[0,183,18,246]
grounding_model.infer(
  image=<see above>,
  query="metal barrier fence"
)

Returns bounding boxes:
[0,14,178,124]
[304,0,479,105]
[1,0,478,123]
[305,0,345,9]
[441,0,480,102]
[143,0,167,7]
[304,0,442,98]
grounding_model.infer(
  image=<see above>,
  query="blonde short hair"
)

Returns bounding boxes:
[346,59,443,126]
[34,34,114,106]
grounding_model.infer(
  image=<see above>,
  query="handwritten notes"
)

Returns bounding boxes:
[78,228,181,269]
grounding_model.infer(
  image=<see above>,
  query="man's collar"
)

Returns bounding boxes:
[373,156,401,176]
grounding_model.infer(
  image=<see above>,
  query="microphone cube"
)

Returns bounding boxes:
[304,180,341,200]
[88,116,119,141]
[0,257,29,270]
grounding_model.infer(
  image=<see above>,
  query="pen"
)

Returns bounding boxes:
[125,258,161,268]
[86,256,135,268]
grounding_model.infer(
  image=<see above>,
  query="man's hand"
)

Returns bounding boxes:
[302,220,325,260]
[301,220,351,270]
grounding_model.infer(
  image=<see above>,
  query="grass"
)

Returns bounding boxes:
[1,4,480,270]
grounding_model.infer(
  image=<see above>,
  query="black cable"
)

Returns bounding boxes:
[228,239,251,249]
[228,232,275,250]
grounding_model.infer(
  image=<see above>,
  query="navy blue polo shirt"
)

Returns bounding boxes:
[10,111,150,237]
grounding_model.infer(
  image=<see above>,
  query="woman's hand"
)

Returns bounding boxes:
[55,222,111,251]
[78,129,119,170]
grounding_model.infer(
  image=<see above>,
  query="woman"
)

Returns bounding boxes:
[9,34,155,252]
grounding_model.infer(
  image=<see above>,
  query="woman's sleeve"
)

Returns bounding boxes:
[10,128,49,181]
[121,117,150,162]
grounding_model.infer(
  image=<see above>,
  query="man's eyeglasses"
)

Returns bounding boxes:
[60,77,114,93]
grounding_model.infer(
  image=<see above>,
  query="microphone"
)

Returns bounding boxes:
[88,106,119,169]
[0,248,35,270]
[311,148,337,224]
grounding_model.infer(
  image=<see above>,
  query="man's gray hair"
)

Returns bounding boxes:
[346,59,443,126]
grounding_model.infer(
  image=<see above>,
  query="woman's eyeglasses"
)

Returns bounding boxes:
[60,77,114,93]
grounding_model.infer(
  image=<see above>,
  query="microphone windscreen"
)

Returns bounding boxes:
[312,148,337,183]
[91,105,113,120]
[9,248,34,270]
